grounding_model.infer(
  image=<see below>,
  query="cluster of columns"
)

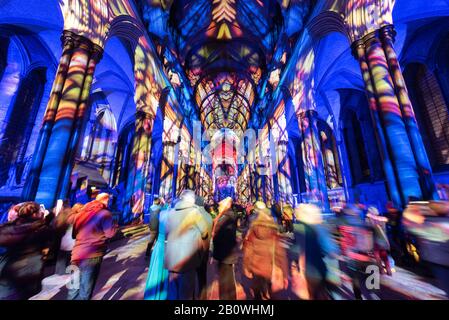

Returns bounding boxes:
[297,109,331,211]
[26,31,103,208]
[352,25,438,208]
[123,110,154,223]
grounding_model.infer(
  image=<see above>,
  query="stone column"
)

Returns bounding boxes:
[24,31,76,200]
[352,39,402,208]
[58,46,103,200]
[380,25,438,200]
[159,140,176,203]
[276,140,293,204]
[298,110,330,211]
[34,31,103,208]
[123,111,154,224]
[355,31,423,205]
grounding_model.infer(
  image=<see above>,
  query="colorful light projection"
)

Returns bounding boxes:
[279,45,330,209]
[158,101,180,203]
[33,31,103,208]
[60,0,109,47]
[254,125,274,204]
[270,98,293,204]
[365,35,423,202]
[344,0,395,43]
[380,26,438,200]
[125,37,168,219]
[170,0,282,162]
[79,93,118,181]
[319,128,341,190]
[175,124,192,196]
[236,164,251,204]
[207,129,239,200]
[208,0,242,40]
[196,73,254,136]
[61,0,147,47]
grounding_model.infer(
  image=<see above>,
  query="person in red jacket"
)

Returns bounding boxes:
[67,193,118,300]
[243,207,288,300]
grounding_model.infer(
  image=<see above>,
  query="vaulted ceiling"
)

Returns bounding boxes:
[139,0,314,134]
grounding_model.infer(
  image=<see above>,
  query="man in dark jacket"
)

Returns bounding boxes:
[145,197,163,260]
[212,197,239,300]
[0,202,53,300]
[67,193,117,300]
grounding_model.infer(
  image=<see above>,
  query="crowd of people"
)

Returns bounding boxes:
[0,189,448,300]
[142,191,449,300]
[0,193,117,300]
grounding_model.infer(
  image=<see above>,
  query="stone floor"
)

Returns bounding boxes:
[30,231,448,300]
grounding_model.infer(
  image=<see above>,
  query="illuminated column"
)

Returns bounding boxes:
[35,31,103,208]
[58,46,103,200]
[361,32,422,204]
[188,141,197,190]
[380,25,438,200]
[298,110,330,211]
[276,140,293,204]
[159,141,176,203]
[123,111,154,224]
[24,31,76,200]
[352,39,402,207]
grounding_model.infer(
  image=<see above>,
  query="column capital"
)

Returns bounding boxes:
[61,30,104,62]
[379,25,396,44]
[350,27,386,57]
[350,38,366,58]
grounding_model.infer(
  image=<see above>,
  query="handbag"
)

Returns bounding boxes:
[60,225,75,251]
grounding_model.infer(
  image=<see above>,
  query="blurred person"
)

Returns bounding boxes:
[212,197,239,300]
[290,204,335,300]
[164,190,209,300]
[205,201,218,219]
[195,195,213,300]
[67,193,118,300]
[386,201,405,261]
[243,207,288,300]
[281,204,294,234]
[403,201,449,297]
[248,201,267,226]
[55,202,83,275]
[144,201,171,300]
[145,197,164,260]
[366,207,392,275]
[6,203,23,223]
[233,202,246,230]
[0,202,54,300]
[271,202,283,226]
[337,204,376,300]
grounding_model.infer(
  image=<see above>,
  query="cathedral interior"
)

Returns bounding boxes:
[1,0,449,302]
[0,0,448,223]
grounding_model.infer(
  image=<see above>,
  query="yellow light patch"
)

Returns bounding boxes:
[217,23,232,40]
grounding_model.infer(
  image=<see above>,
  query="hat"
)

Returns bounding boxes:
[179,190,196,205]
[254,201,267,210]
[295,203,323,225]
[96,193,110,203]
